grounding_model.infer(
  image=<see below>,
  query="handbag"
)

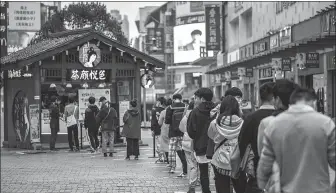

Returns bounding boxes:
[66,106,77,127]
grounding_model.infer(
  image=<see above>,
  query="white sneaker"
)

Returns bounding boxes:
[176,172,187,178]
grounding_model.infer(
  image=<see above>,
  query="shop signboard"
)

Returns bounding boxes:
[146,27,164,54]
[224,71,231,82]
[305,53,319,68]
[29,104,40,143]
[296,53,306,69]
[78,89,111,121]
[270,33,279,49]
[205,6,220,51]
[253,37,269,55]
[8,2,41,31]
[119,100,130,132]
[259,67,273,79]
[79,43,101,68]
[67,69,110,81]
[279,26,291,46]
[238,68,246,77]
[321,10,336,35]
[0,1,8,57]
[271,58,282,71]
[7,68,33,79]
[246,68,253,77]
[326,51,335,70]
[231,70,239,80]
[282,58,292,71]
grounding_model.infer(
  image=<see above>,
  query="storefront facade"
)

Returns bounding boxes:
[1,29,164,149]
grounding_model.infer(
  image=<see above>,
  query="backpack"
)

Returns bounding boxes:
[171,105,186,132]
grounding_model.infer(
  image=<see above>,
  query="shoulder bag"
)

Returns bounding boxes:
[66,106,77,127]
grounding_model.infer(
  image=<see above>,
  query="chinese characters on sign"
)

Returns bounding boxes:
[281,58,292,71]
[0,1,7,57]
[205,6,220,51]
[305,53,319,68]
[69,69,107,81]
[259,67,273,79]
[8,69,33,79]
[8,2,41,31]
[254,42,267,54]
[175,14,205,26]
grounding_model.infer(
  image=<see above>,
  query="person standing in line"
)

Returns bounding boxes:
[237,82,276,193]
[258,88,335,193]
[84,96,100,153]
[187,88,216,193]
[158,98,172,164]
[179,101,199,193]
[64,97,80,152]
[151,97,166,161]
[49,96,60,151]
[165,94,188,176]
[208,96,244,193]
[96,97,118,157]
[122,99,141,160]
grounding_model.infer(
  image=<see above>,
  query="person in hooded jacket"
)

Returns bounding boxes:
[122,99,141,160]
[187,88,216,193]
[84,97,100,152]
[208,95,244,193]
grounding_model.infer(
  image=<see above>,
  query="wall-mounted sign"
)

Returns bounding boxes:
[230,70,239,80]
[282,58,292,71]
[8,69,33,79]
[279,26,291,46]
[270,33,279,49]
[259,67,273,79]
[239,47,245,60]
[79,43,101,68]
[246,68,253,77]
[147,27,164,54]
[245,44,253,58]
[66,69,110,81]
[176,14,205,26]
[238,67,246,76]
[305,53,319,68]
[254,42,267,54]
[321,10,336,35]
[224,71,231,82]
[272,58,282,71]
[8,2,41,31]
[0,1,8,57]
[205,6,220,51]
[296,53,306,69]
[326,51,335,70]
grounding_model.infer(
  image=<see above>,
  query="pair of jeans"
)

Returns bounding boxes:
[88,130,99,150]
[185,151,199,188]
[199,163,211,193]
[102,131,114,153]
[50,129,58,150]
[67,124,79,150]
[212,165,247,193]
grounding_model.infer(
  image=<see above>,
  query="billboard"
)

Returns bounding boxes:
[174,22,206,63]
[8,2,41,31]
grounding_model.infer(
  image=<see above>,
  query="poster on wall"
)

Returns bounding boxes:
[29,104,40,143]
[174,22,206,63]
[78,89,111,121]
[296,53,306,69]
[119,101,130,133]
[8,2,41,31]
[79,43,101,68]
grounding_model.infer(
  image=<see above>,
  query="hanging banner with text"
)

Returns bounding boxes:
[205,6,220,51]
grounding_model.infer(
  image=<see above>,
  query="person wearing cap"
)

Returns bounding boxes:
[183,29,205,51]
[49,96,60,151]
[96,96,118,157]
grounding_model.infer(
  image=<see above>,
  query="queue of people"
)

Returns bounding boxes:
[151,79,335,193]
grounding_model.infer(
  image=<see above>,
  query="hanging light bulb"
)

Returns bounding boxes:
[98,83,106,88]
[82,83,89,88]
[66,83,72,88]
[50,83,56,88]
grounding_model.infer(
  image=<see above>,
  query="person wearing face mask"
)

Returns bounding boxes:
[257,88,335,193]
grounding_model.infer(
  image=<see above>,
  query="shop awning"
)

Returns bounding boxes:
[1,28,165,71]
[144,3,168,26]
[206,34,335,74]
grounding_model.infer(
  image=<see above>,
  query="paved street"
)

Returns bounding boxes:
[1,129,216,193]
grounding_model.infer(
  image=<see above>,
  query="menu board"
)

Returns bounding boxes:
[29,104,40,143]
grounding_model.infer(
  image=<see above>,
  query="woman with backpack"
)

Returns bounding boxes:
[122,99,141,160]
[207,95,244,193]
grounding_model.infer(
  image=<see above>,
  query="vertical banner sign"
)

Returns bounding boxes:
[245,68,253,77]
[282,58,292,71]
[29,104,40,143]
[0,1,8,57]
[205,6,220,51]
[305,53,319,68]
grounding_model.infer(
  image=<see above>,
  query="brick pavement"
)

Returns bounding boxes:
[1,147,216,193]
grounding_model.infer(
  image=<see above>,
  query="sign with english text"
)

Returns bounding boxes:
[66,69,110,81]
[8,2,41,31]
[205,6,220,51]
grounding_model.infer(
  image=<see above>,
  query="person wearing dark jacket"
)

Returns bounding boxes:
[187,88,216,193]
[165,94,188,175]
[49,96,60,151]
[122,99,141,160]
[84,97,100,152]
[151,97,166,161]
[96,97,118,157]
[237,82,276,193]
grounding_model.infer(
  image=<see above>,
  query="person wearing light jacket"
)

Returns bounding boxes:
[208,96,244,193]
[179,101,198,193]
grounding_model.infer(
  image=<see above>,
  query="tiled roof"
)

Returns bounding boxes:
[1,33,89,65]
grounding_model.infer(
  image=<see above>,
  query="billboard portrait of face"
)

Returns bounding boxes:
[174,23,206,64]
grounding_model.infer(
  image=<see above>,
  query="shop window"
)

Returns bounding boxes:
[101,53,113,63]
[66,53,79,63]
[200,47,207,58]
[116,69,135,77]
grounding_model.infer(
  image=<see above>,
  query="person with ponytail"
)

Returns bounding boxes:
[122,99,141,160]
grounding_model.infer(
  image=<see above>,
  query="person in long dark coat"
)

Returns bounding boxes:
[122,99,141,160]
[49,96,60,151]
